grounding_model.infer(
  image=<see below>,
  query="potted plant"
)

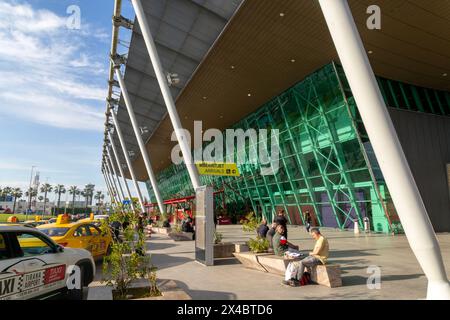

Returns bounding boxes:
[213,232,235,258]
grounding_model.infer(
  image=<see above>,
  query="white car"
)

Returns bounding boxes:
[0,225,95,300]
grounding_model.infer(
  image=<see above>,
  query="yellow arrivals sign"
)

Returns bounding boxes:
[196,162,240,177]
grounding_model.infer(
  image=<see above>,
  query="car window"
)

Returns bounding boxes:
[74,225,92,237]
[40,227,70,237]
[89,224,102,236]
[0,233,12,260]
[16,232,54,257]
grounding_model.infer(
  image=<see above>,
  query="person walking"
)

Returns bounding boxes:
[304,210,312,233]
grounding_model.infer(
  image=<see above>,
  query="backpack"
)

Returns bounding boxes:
[300,272,311,286]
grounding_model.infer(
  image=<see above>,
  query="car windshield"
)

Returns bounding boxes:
[39,228,70,237]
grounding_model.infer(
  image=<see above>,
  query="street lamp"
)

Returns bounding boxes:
[27,165,36,216]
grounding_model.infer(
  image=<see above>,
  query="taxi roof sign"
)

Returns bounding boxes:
[56,214,70,225]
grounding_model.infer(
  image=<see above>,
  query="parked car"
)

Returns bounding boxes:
[0,225,95,300]
[37,215,113,260]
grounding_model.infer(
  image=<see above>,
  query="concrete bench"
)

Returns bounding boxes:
[151,227,172,235]
[233,252,271,272]
[257,255,302,276]
[310,264,342,288]
[169,231,194,241]
[234,243,249,253]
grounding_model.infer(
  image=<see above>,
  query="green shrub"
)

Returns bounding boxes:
[102,207,160,299]
[247,236,269,253]
[241,212,259,232]
[214,232,223,244]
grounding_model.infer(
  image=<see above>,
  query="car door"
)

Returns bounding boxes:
[89,224,107,257]
[0,232,26,300]
[9,231,67,300]
[73,225,92,252]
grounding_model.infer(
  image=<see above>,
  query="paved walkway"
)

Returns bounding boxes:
[144,225,450,300]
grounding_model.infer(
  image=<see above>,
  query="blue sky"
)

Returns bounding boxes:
[0,0,148,201]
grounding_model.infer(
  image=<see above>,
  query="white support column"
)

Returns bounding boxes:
[106,147,126,202]
[109,106,146,212]
[109,131,136,212]
[105,158,123,204]
[130,0,201,190]
[318,0,450,299]
[114,67,165,214]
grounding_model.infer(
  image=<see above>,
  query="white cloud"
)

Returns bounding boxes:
[0,0,109,132]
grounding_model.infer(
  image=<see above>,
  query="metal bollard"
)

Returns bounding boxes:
[354,219,360,234]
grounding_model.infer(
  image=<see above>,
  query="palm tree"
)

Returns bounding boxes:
[25,187,37,217]
[54,184,66,215]
[82,184,95,213]
[11,188,23,213]
[94,191,103,204]
[1,186,12,201]
[40,183,52,216]
[68,186,80,214]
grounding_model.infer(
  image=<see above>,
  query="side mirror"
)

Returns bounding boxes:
[56,245,64,253]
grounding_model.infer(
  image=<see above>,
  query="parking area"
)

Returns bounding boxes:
[99,225,449,300]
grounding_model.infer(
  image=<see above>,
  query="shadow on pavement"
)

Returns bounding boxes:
[214,257,241,266]
[146,242,177,251]
[171,279,238,300]
[151,253,193,271]
[342,273,423,286]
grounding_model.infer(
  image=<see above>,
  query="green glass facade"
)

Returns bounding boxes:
[147,62,450,233]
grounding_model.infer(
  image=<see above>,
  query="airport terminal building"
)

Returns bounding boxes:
[107,0,450,233]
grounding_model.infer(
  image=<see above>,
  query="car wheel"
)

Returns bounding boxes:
[67,264,84,300]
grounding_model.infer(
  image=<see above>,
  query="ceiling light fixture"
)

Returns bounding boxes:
[443,73,448,77]
[368,50,373,54]
[248,93,252,97]
[231,65,235,69]
[280,13,285,17]
[291,59,296,63]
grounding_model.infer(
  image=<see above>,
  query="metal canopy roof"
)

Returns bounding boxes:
[111,0,243,178]
[123,0,450,182]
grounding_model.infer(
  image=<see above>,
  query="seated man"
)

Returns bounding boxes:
[283,227,329,286]
[272,225,300,256]
[162,220,171,228]
[266,222,277,251]
[181,217,194,233]
[257,218,269,238]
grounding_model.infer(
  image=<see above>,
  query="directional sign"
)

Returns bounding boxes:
[195,162,240,177]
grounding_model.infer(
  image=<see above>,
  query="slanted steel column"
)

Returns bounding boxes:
[108,131,136,212]
[106,147,126,202]
[130,0,201,190]
[104,158,123,204]
[109,105,145,212]
[102,164,118,205]
[318,0,450,299]
[113,66,165,214]
[102,168,117,206]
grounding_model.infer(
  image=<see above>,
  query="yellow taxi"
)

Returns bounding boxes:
[36,214,113,260]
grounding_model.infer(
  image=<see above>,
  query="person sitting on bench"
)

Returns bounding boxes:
[257,218,269,238]
[283,228,329,287]
[272,225,300,256]
[182,217,194,233]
